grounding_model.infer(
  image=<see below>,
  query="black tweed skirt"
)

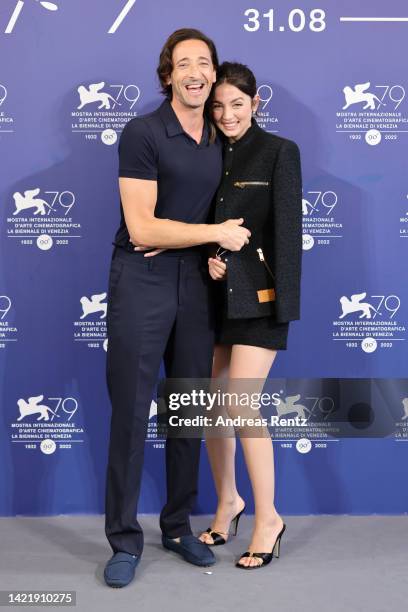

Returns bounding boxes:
[213,283,289,350]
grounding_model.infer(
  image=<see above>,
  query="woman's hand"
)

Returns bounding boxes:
[208,256,227,280]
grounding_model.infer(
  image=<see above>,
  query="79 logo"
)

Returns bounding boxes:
[12,188,76,216]
[16,395,79,422]
[256,85,274,110]
[0,295,12,320]
[76,83,141,111]
[302,190,338,216]
[0,84,7,107]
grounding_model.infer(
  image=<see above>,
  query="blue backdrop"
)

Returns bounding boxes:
[1,0,407,516]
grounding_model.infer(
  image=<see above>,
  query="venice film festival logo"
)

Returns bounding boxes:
[400,399,408,422]
[73,292,108,351]
[11,394,83,455]
[398,398,408,424]
[248,391,338,452]
[71,81,141,145]
[7,187,81,250]
[0,83,14,134]
[395,395,408,441]
[4,1,137,34]
[0,295,18,349]
[399,193,408,237]
[336,81,407,146]
[332,292,406,353]
[147,399,165,448]
[302,189,343,251]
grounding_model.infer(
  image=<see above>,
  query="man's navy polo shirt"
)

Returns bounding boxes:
[113,98,222,254]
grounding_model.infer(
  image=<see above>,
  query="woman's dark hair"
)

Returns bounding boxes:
[157,28,219,98]
[211,61,257,99]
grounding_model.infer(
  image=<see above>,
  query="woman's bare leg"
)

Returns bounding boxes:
[228,344,284,567]
[199,344,245,544]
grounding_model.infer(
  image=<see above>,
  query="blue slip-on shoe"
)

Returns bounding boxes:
[162,534,216,567]
[103,551,141,588]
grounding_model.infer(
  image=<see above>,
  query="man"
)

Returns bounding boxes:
[104,28,250,587]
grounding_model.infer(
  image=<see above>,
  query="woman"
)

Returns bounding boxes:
[197,62,303,569]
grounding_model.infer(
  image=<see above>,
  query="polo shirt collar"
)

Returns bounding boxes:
[158,98,210,145]
[159,99,184,137]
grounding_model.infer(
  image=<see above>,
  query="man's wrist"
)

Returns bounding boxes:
[205,223,221,244]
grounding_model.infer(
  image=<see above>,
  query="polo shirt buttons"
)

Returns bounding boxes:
[229,288,233,292]
[229,147,233,152]
[225,171,229,175]
[220,197,224,202]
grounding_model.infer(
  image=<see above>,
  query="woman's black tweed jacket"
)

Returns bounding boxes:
[210,119,303,323]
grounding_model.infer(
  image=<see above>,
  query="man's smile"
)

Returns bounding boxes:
[184,81,206,95]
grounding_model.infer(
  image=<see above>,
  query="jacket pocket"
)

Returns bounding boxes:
[256,248,275,280]
[234,181,270,188]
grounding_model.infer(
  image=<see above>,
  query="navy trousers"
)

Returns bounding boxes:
[104,246,215,556]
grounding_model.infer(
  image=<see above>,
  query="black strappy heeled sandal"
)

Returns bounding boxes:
[235,522,286,569]
[203,504,246,546]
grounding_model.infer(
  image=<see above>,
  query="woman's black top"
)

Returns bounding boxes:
[210,119,303,323]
